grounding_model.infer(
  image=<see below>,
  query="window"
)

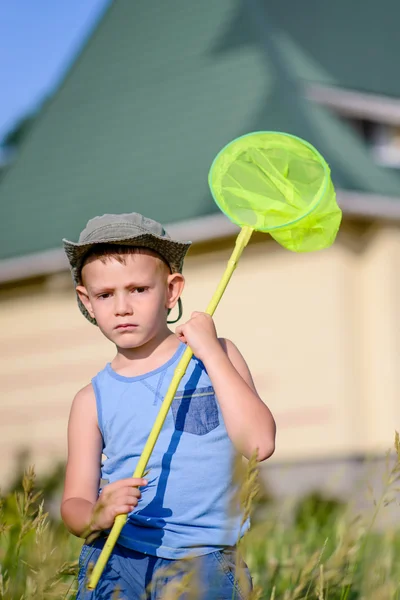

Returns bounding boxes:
[307,85,400,168]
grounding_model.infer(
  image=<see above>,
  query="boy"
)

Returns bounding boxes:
[61,212,276,599]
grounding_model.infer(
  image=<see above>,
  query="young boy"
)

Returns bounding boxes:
[61,212,276,599]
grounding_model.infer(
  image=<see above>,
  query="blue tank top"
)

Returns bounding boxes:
[92,342,248,559]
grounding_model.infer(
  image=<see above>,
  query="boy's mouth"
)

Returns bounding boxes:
[115,323,138,330]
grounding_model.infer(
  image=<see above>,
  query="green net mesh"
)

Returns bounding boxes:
[208,132,342,252]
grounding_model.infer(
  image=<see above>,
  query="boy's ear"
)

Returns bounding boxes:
[76,285,95,320]
[166,273,185,310]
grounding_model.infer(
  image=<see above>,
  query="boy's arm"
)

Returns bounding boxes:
[60,384,103,538]
[61,384,148,538]
[176,313,276,461]
[205,337,276,461]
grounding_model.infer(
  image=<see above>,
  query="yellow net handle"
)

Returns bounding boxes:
[88,225,254,589]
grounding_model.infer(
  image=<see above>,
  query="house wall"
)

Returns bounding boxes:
[1,220,399,488]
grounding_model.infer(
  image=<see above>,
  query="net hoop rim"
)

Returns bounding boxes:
[208,131,332,232]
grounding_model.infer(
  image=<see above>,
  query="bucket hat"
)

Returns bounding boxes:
[63,213,191,325]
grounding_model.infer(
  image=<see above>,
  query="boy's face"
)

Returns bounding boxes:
[76,252,184,348]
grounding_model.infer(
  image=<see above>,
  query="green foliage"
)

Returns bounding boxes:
[6,449,65,498]
[240,434,400,600]
[294,492,345,535]
[0,467,80,600]
[2,435,400,599]
[5,449,66,521]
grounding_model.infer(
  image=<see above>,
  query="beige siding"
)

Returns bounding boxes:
[1,221,399,485]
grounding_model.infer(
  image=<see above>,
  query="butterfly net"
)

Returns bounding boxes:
[208,132,342,252]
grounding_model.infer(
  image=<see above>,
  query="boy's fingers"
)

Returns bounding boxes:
[113,504,135,517]
[113,489,141,502]
[116,478,148,487]
[175,327,187,343]
[131,478,148,487]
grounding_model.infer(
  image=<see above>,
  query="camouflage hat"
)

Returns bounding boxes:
[63,212,191,325]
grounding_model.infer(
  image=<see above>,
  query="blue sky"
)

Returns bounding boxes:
[0,0,110,142]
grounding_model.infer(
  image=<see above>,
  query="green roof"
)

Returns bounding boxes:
[222,0,400,97]
[1,0,400,262]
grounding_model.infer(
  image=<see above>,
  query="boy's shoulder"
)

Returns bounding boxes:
[218,337,234,353]
[67,383,99,434]
[218,337,256,387]
[70,382,97,414]
[218,337,244,361]
[74,382,95,400]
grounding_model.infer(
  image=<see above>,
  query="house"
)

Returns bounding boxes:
[1,0,400,497]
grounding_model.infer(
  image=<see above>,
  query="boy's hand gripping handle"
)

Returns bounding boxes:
[88,226,253,590]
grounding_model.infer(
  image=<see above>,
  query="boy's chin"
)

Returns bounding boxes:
[109,330,151,350]
[115,338,144,350]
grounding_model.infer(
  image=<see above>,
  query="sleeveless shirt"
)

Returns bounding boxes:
[92,342,248,559]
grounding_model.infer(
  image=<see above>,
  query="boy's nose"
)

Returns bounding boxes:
[114,294,133,316]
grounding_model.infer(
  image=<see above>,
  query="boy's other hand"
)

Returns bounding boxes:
[90,477,147,532]
[175,312,221,362]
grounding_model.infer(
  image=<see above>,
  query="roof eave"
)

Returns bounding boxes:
[1,190,400,284]
[307,84,400,125]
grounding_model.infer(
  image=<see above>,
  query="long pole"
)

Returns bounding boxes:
[88,225,254,589]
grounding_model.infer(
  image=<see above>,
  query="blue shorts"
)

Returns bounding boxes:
[77,536,252,599]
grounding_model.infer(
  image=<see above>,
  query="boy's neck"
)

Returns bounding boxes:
[110,328,181,377]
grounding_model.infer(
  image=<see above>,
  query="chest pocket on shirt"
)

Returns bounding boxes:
[172,386,219,436]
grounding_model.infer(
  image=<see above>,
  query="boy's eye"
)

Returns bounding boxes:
[133,287,147,294]
[98,293,111,299]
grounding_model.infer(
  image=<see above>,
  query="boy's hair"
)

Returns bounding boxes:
[79,244,171,285]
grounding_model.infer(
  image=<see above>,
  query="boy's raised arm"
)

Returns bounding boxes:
[176,312,276,461]
[216,337,276,460]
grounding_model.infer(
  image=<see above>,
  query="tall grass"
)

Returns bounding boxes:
[2,435,400,599]
[0,467,80,599]
[240,433,400,599]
